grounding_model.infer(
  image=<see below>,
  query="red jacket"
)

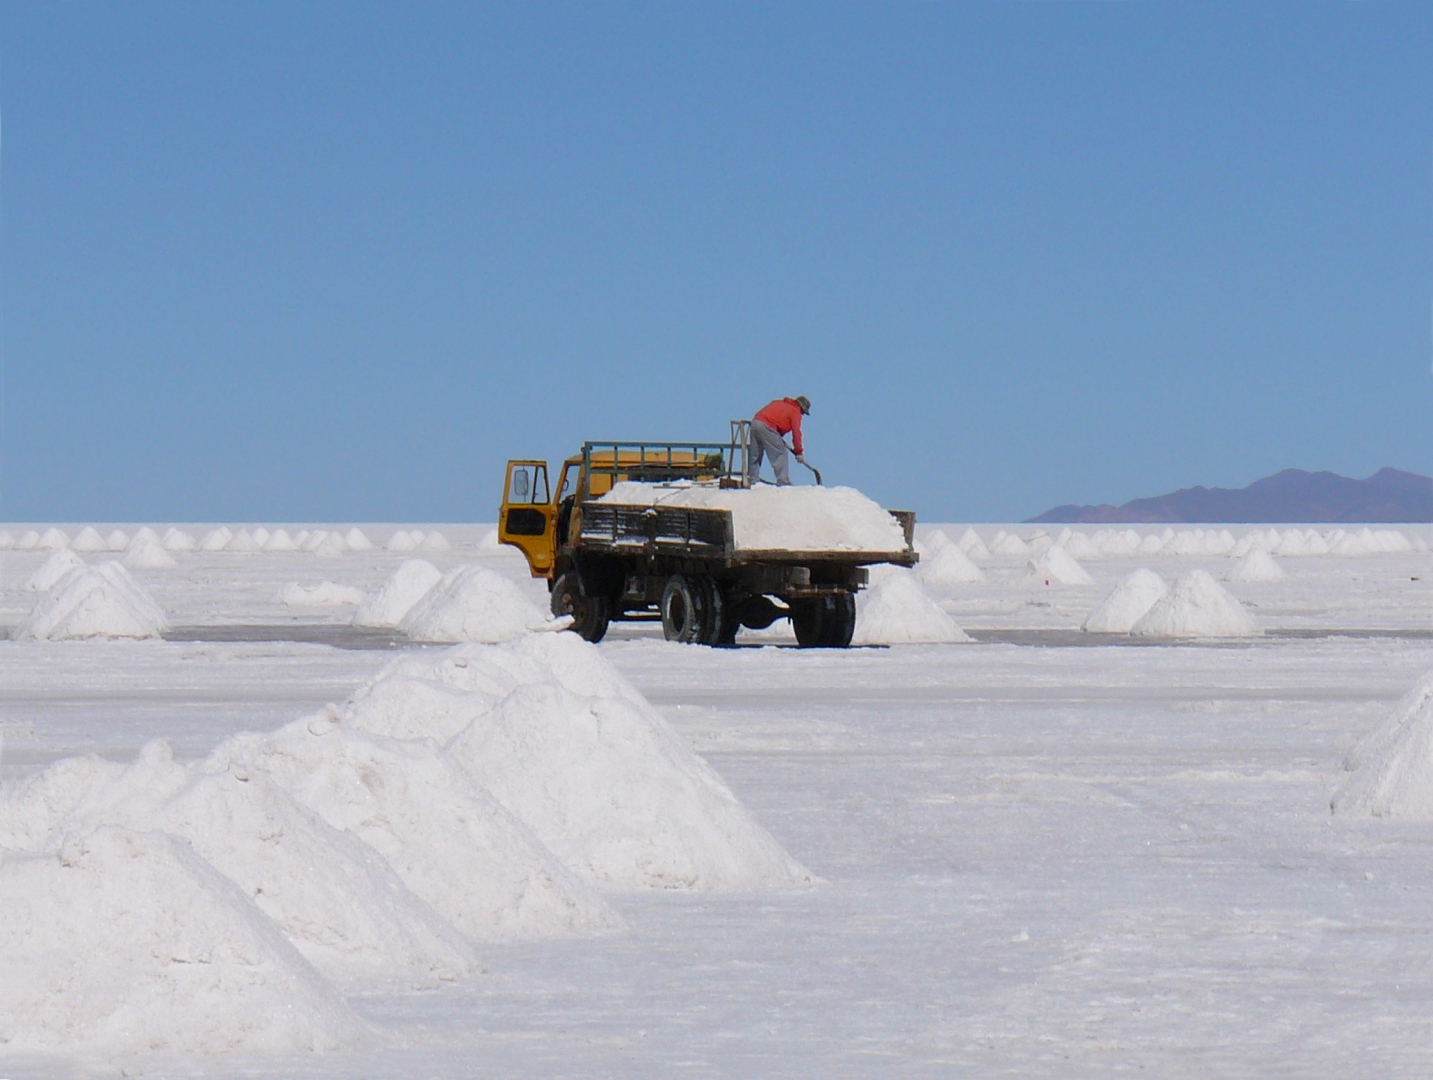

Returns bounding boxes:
[754,398,805,455]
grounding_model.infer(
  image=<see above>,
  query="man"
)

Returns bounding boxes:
[747,395,811,486]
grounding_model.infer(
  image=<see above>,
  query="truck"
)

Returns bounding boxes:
[497,425,917,647]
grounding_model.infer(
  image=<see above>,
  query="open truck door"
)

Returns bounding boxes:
[498,459,557,578]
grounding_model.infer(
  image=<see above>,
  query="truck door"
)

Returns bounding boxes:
[498,460,556,578]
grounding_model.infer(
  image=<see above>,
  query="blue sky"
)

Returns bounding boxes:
[1,2,1429,523]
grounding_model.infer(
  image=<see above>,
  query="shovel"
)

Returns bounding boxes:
[800,458,822,485]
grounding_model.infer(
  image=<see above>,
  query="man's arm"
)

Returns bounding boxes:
[790,410,803,457]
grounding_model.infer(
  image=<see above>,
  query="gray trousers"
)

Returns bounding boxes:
[748,419,792,485]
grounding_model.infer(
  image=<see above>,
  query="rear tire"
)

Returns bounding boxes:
[551,573,609,644]
[661,574,705,643]
[791,592,857,648]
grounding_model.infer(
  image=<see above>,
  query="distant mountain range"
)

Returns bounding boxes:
[1027,468,1433,524]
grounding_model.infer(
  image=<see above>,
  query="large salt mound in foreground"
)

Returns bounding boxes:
[1082,569,1168,633]
[353,558,444,628]
[1332,673,1433,818]
[0,741,477,990]
[852,572,970,645]
[399,565,564,643]
[1130,569,1260,639]
[16,561,169,641]
[25,548,85,591]
[350,633,811,891]
[599,482,908,553]
[0,826,366,1055]
[212,713,620,942]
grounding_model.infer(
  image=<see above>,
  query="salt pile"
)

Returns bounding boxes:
[1025,531,1053,555]
[421,530,452,552]
[1227,548,1286,583]
[956,527,991,560]
[227,529,262,553]
[217,712,619,940]
[200,527,234,551]
[25,549,86,592]
[16,561,169,641]
[1061,531,1103,560]
[399,565,566,643]
[128,526,161,550]
[1082,569,1168,633]
[264,528,298,551]
[1025,545,1093,586]
[71,526,107,552]
[106,528,130,551]
[161,527,198,551]
[344,527,373,551]
[1130,569,1260,639]
[38,527,70,549]
[1332,672,1433,818]
[599,483,908,553]
[989,531,1029,556]
[353,559,444,628]
[916,529,950,557]
[0,530,15,550]
[311,532,348,558]
[1096,529,1142,557]
[279,582,367,607]
[479,529,501,550]
[1136,532,1167,555]
[387,529,419,551]
[918,543,985,585]
[1,741,477,991]
[852,571,970,645]
[0,825,367,1054]
[436,632,812,890]
[17,530,41,549]
[124,539,179,569]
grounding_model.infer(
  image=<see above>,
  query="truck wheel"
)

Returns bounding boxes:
[551,573,610,644]
[821,592,857,648]
[695,576,729,647]
[792,593,857,648]
[661,574,705,644]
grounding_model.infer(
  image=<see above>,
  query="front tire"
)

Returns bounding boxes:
[551,572,609,643]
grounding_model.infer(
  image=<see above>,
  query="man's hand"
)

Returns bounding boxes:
[795,454,805,464]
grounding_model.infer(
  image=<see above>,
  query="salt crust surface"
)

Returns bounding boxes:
[852,571,970,644]
[279,582,367,607]
[599,483,908,553]
[0,826,367,1055]
[352,559,444,628]
[400,565,564,643]
[1083,569,1168,633]
[1333,672,1433,818]
[1130,570,1260,639]
[16,562,169,641]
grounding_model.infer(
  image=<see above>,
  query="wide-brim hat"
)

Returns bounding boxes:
[795,395,811,414]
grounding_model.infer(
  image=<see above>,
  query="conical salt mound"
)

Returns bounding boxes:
[161,528,198,551]
[1082,569,1167,633]
[71,527,107,553]
[852,571,970,645]
[344,528,373,551]
[353,559,443,628]
[1332,673,1433,818]
[1130,570,1260,639]
[106,529,130,552]
[1227,549,1286,583]
[918,544,985,585]
[1025,545,1093,586]
[17,561,169,641]
[399,566,563,643]
[956,528,991,560]
[123,539,178,569]
[26,549,86,592]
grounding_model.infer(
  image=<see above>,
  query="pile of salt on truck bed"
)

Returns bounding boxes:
[497,438,917,647]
